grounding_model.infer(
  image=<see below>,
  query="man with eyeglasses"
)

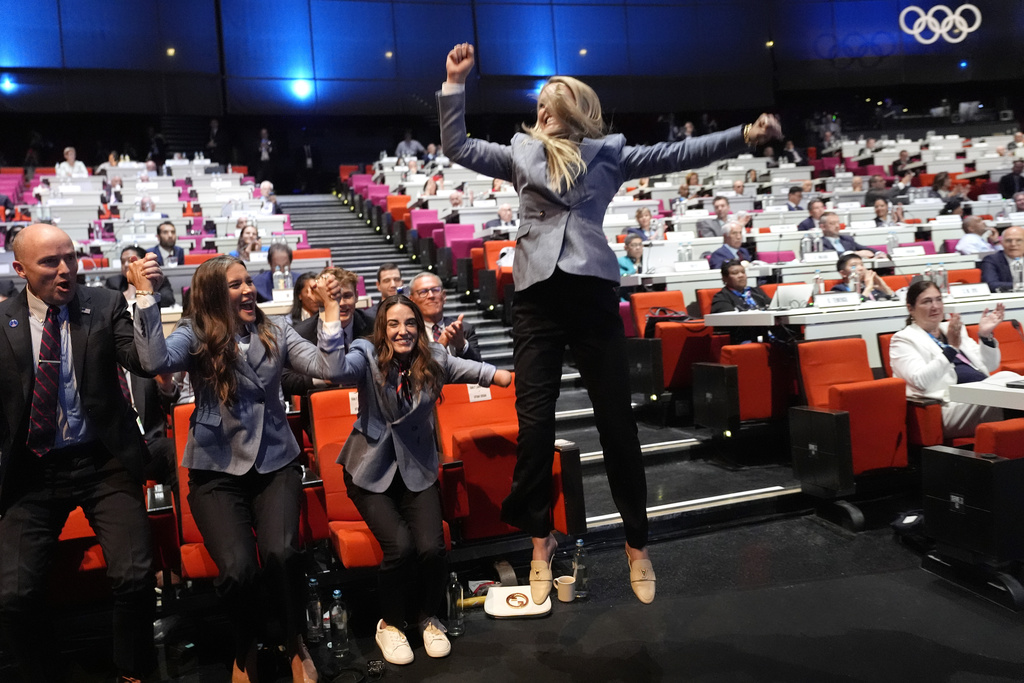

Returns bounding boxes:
[981,226,1024,292]
[408,272,481,361]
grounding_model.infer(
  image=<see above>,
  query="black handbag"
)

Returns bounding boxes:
[643,307,689,338]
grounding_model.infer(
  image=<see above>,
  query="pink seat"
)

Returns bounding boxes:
[757,250,796,264]
[943,238,959,253]
[356,275,366,296]
[620,301,636,338]
[437,224,474,247]
[409,209,438,232]
[450,237,483,261]
[365,185,389,203]
[350,174,372,196]
[417,221,444,243]
[820,157,839,171]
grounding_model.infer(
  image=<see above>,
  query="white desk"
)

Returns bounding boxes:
[948,380,1024,411]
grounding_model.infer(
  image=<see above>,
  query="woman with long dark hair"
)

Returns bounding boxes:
[127,254,344,683]
[439,43,780,605]
[335,294,510,666]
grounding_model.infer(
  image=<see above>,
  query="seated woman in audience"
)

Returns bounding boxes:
[830,253,894,301]
[128,255,344,683]
[56,146,89,177]
[409,176,442,209]
[685,171,701,187]
[890,280,1018,440]
[336,294,510,666]
[929,172,969,200]
[623,207,655,241]
[619,234,643,277]
[229,222,266,261]
[96,151,119,175]
[288,272,320,325]
[745,168,759,184]
[872,198,903,226]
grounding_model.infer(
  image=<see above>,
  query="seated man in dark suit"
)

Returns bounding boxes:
[106,245,176,307]
[444,190,464,224]
[999,159,1024,199]
[145,220,185,267]
[819,212,875,258]
[697,196,748,237]
[365,262,403,320]
[408,271,481,361]
[252,242,299,303]
[786,186,803,211]
[981,226,1024,291]
[710,259,771,344]
[797,198,826,231]
[708,222,751,270]
[484,203,517,235]
[831,253,894,301]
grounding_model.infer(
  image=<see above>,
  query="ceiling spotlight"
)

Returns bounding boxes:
[166,47,176,57]
[385,51,393,59]
[579,48,587,56]
[765,40,774,48]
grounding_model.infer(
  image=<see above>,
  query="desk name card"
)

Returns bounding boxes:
[802,251,837,263]
[891,246,926,257]
[948,283,991,298]
[814,291,860,308]
[673,260,711,272]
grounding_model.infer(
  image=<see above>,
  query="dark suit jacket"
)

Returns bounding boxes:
[0,287,150,508]
[999,172,1024,199]
[825,234,869,254]
[709,245,750,270]
[484,219,517,230]
[105,274,176,308]
[145,245,185,267]
[281,309,373,397]
[981,252,1013,291]
[709,286,771,344]
[433,315,481,362]
[797,217,817,231]
[130,373,175,445]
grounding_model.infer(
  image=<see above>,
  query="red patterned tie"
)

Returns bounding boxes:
[432,323,442,342]
[118,367,133,407]
[27,306,61,456]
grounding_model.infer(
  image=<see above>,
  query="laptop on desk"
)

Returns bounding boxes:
[769,283,814,310]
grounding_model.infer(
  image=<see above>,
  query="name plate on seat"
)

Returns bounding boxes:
[673,260,710,272]
[814,291,860,308]
[271,289,294,303]
[948,282,991,298]
[802,251,837,263]
[467,384,492,402]
[891,246,926,257]
[349,392,359,414]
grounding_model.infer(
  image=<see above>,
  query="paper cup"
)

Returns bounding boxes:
[555,575,576,603]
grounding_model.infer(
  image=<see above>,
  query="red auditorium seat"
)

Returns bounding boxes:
[435,377,518,464]
[974,419,1024,460]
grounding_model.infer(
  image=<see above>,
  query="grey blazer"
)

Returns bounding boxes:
[134,302,343,475]
[337,339,496,494]
[438,89,748,290]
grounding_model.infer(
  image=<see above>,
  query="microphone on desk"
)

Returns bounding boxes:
[1010,319,1024,345]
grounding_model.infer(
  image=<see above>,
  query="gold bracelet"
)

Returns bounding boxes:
[135,290,153,296]
[743,124,753,146]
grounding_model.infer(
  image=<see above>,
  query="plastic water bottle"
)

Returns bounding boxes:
[273,266,288,291]
[573,539,589,599]
[813,269,824,295]
[306,577,323,643]
[685,243,693,262]
[447,572,464,636]
[283,265,291,287]
[328,590,349,660]
[924,264,933,282]
[936,263,948,293]
[800,234,812,260]
[811,229,823,253]
[886,231,899,252]
[1013,259,1024,292]
[848,268,860,296]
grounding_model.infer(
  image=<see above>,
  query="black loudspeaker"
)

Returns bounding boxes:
[922,446,1024,562]
[789,406,854,498]
[999,109,1014,122]
[692,362,740,433]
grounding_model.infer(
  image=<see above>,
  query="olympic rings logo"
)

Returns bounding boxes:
[899,4,982,44]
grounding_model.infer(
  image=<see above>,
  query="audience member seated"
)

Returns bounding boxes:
[890,281,1018,439]
[891,150,912,177]
[105,245,175,307]
[1013,191,1024,213]
[797,198,826,231]
[95,151,119,175]
[864,173,911,206]
[684,171,700,188]
[624,207,655,241]
[253,243,299,303]
[424,142,440,164]
[444,191,463,224]
[761,146,778,168]
[408,272,481,361]
[709,222,751,270]
[732,179,746,196]
[831,253,894,301]
[745,169,759,184]
[940,197,966,217]
[956,216,1001,255]
[0,192,13,222]
[872,198,903,226]
[786,186,803,211]
[697,196,747,237]
[1006,132,1024,155]
[409,176,441,210]
[103,175,123,205]
[980,226,1024,291]
[136,196,166,219]
[929,172,968,200]
[228,221,266,261]
[858,138,877,156]
[710,259,771,344]
[146,220,185,267]
[395,130,426,158]
[849,176,864,193]
[619,234,643,276]
[484,203,517,231]
[56,146,88,178]
[999,159,1024,198]
[259,180,284,215]
[779,140,803,164]
[819,212,875,258]
[288,272,320,325]
[366,262,404,319]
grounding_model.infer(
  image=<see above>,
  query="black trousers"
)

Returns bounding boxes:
[187,463,303,662]
[344,470,447,628]
[0,442,155,682]
[501,269,649,549]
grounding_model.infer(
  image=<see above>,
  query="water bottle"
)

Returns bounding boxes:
[800,234,812,260]
[924,264,933,282]
[813,269,823,295]
[811,229,823,253]
[306,577,323,643]
[447,572,465,636]
[886,231,899,253]
[328,590,349,660]
[936,263,948,293]
[1013,259,1024,292]
[685,243,693,262]
[573,539,589,599]
[273,266,287,291]
[848,268,860,296]
[283,265,291,288]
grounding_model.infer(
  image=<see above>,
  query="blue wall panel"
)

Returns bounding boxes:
[392,3,476,80]
[312,1,398,80]
[221,0,314,79]
[553,5,631,76]
[476,4,557,77]
[0,0,62,69]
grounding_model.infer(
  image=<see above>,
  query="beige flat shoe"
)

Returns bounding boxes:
[529,556,554,604]
[627,552,656,604]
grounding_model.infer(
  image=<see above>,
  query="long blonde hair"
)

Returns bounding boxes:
[524,76,605,192]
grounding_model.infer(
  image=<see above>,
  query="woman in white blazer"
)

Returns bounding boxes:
[440,43,781,606]
[890,280,1016,440]
[129,254,343,683]
[335,295,510,666]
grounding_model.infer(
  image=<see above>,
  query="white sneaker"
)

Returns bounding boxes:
[375,619,414,665]
[420,617,451,658]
